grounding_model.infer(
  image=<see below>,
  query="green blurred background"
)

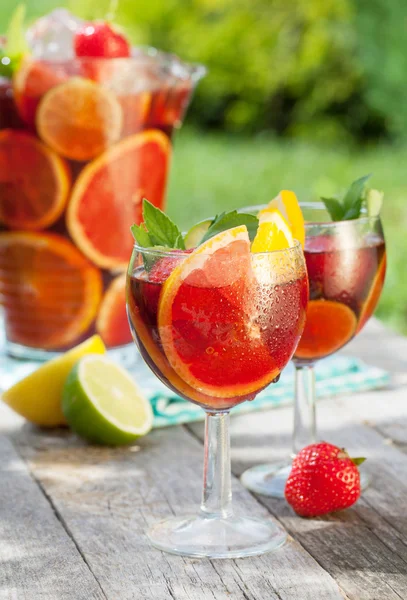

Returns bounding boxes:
[1,0,406,332]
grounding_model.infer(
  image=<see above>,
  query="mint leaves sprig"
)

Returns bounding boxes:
[0,5,29,79]
[131,199,259,251]
[321,174,383,221]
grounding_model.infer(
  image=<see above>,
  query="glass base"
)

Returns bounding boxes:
[147,513,287,559]
[241,462,371,499]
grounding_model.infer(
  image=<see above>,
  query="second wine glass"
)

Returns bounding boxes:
[241,202,386,497]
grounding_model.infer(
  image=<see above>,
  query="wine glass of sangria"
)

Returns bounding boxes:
[126,202,308,558]
[240,186,386,498]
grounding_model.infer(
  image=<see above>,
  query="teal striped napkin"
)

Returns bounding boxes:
[0,325,390,429]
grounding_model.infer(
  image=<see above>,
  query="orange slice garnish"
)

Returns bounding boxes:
[0,130,70,230]
[96,273,133,348]
[294,299,357,361]
[157,226,280,398]
[36,77,123,161]
[356,255,386,334]
[259,190,305,247]
[0,232,102,349]
[252,209,294,252]
[67,129,171,270]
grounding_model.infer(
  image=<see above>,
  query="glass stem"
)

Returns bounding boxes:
[292,364,317,456]
[200,411,233,519]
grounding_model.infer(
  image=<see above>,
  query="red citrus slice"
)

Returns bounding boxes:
[356,254,386,334]
[96,274,132,347]
[0,130,71,230]
[36,77,123,161]
[67,129,171,269]
[13,57,68,128]
[294,299,357,361]
[0,232,102,349]
[158,226,280,398]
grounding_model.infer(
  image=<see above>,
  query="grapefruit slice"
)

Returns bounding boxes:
[36,77,123,161]
[259,190,305,247]
[96,274,133,347]
[13,57,68,128]
[356,255,386,334]
[0,232,102,349]
[67,129,171,270]
[294,299,357,361]
[0,130,71,230]
[158,226,280,398]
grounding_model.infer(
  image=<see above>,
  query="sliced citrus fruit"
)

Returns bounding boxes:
[36,77,123,161]
[96,274,132,347]
[356,255,386,334]
[62,355,153,445]
[259,190,305,247]
[0,130,71,230]
[184,219,212,249]
[1,335,106,427]
[158,226,280,398]
[67,129,171,269]
[294,299,357,361]
[252,209,294,253]
[119,92,152,136]
[13,57,68,127]
[0,232,102,349]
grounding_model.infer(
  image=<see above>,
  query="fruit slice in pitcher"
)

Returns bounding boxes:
[0,130,70,230]
[96,274,132,347]
[0,232,102,349]
[158,226,280,398]
[36,77,123,161]
[67,129,171,270]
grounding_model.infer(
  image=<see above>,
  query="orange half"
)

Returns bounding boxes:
[294,299,357,361]
[96,274,133,347]
[36,77,123,161]
[0,232,102,349]
[356,255,386,334]
[158,226,280,398]
[0,130,70,230]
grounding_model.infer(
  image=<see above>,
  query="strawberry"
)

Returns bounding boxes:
[284,442,364,517]
[74,22,131,58]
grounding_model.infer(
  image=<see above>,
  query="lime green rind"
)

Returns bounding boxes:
[184,219,212,249]
[62,355,153,446]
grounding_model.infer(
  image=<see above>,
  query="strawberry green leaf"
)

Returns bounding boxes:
[142,199,185,250]
[351,457,366,466]
[200,211,259,243]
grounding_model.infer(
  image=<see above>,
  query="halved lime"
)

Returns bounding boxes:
[184,219,212,249]
[62,355,153,445]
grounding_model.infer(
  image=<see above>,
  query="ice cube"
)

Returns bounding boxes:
[26,9,84,61]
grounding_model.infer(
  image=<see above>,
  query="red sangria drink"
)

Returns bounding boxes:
[241,191,386,499]
[0,9,205,357]
[126,202,307,558]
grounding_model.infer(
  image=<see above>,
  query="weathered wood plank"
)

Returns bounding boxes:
[0,434,105,600]
[2,406,344,600]
[189,388,407,600]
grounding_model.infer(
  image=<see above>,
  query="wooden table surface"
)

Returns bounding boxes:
[0,319,406,600]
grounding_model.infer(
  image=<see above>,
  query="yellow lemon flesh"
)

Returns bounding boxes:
[258,190,305,247]
[252,209,294,252]
[2,335,105,427]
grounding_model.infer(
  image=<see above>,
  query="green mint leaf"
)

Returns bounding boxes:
[1,5,29,78]
[320,197,346,221]
[201,211,259,243]
[365,188,383,217]
[130,223,152,248]
[342,174,371,213]
[142,199,185,249]
[342,195,364,220]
